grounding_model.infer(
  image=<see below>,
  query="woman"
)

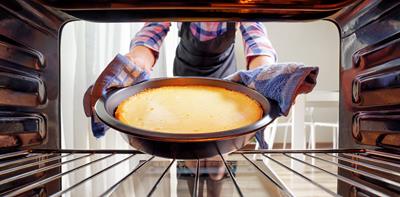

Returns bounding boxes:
[84,22,277,147]
[126,22,277,77]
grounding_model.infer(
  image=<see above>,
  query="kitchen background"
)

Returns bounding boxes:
[60,21,338,196]
[60,21,339,150]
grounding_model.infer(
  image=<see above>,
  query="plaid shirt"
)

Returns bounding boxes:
[131,22,277,64]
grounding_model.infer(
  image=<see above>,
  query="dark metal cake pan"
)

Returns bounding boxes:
[95,77,272,159]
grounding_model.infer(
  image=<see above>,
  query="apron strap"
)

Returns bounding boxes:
[179,22,190,37]
[227,22,236,33]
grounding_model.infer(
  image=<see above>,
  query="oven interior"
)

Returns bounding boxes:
[0,0,399,196]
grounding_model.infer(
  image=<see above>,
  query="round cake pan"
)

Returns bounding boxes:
[95,77,272,159]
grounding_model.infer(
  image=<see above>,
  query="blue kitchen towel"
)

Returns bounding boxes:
[225,63,319,116]
[90,54,149,138]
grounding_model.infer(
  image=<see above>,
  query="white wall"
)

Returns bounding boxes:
[235,21,340,143]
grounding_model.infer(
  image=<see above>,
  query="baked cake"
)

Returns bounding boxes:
[115,86,263,133]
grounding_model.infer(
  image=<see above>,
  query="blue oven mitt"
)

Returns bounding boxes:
[83,54,149,138]
[225,63,319,148]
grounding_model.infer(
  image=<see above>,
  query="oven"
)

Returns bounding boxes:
[0,0,399,196]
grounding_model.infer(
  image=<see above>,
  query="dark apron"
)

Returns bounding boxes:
[173,22,237,78]
[173,22,268,149]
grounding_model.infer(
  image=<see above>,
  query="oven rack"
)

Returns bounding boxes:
[0,149,399,197]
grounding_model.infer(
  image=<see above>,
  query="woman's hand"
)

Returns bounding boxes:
[125,46,156,74]
[83,54,150,117]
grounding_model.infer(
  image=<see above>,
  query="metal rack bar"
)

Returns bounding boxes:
[366,150,400,160]
[193,159,200,197]
[284,153,389,197]
[241,154,294,197]
[342,153,400,168]
[31,149,143,154]
[0,150,29,160]
[0,153,93,186]
[0,153,72,176]
[220,154,243,197]
[325,153,400,176]
[234,149,365,154]
[304,153,400,188]
[147,159,176,197]
[99,156,155,197]
[263,154,339,197]
[0,153,53,168]
[51,154,136,197]
[4,154,114,197]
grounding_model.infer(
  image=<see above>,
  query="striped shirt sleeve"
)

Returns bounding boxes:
[130,22,171,56]
[240,22,277,64]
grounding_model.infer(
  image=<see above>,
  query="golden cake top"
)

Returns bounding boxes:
[115,86,263,134]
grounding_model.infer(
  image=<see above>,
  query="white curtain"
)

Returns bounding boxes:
[60,21,178,196]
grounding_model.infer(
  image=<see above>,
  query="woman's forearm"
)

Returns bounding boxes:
[248,55,274,70]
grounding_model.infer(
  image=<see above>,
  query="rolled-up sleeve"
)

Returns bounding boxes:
[240,22,277,64]
[130,22,171,56]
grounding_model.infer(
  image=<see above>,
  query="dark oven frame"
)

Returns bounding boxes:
[0,0,399,196]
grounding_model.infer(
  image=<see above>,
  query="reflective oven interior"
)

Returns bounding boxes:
[0,0,399,196]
